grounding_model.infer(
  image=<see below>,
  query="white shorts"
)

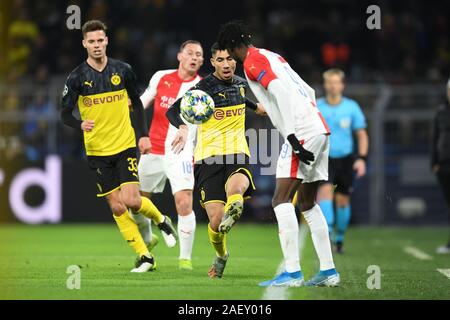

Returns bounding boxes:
[138,152,194,194]
[276,134,329,183]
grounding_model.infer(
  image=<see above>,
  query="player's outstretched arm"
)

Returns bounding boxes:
[245,98,266,116]
[166,98,185,129]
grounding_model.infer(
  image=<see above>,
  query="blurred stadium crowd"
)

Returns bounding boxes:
[2,0,450,84]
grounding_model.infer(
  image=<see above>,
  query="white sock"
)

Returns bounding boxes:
[129,210,153,245]
[178,212,196,260]
[274,203,300,273]
[303,204,335,270]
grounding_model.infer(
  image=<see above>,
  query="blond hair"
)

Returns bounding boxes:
[323,68,346,82]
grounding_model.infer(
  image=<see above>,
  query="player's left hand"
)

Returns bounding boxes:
[255,103,267,116]
[138,137,152,154]
[353,158,366,178]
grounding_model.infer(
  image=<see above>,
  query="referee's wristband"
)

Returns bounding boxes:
[357,155,368,162]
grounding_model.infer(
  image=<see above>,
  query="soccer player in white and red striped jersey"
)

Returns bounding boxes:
[135,40,204,270]
[218,21,340,287]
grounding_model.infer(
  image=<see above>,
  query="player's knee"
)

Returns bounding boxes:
[123,194,142,211]
[110,202,127,216]
[174,190,192,215]
[175,197,192,216]
[272,195,290,208]
[140,191,152,199]
[209,216,221,231]
[206,206,223,230]
[318,184,333,201]
[335,194,350,208]
[299,201,315,213]
[227,184,246,197]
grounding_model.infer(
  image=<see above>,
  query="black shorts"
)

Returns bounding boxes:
[194,154,256,206]
[327,155,354,195]
[87,147,139,197]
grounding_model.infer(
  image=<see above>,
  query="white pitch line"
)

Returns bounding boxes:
[262,224,309,300]
[437,269,450,280]
[403,246,433,261]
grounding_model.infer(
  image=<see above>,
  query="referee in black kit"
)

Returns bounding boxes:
[431,78,450,254]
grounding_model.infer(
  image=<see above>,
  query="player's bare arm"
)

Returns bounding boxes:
[353,128,369,178]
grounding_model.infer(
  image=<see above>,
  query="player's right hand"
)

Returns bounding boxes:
[139,137,152,154]
[294,145,315,165]
[81,120,95,132]
[255,103,267,116]
[287,134,315,165]
[171,125,188,154]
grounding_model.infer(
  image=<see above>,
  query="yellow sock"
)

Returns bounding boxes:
[138,197,164,224]
[113,212,149,257]
[292,191,298,205]
[225,194,244,212]
[208,224,227,258]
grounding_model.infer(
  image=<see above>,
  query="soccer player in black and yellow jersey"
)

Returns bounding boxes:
[167,43,265,278]
[61,20,177,273]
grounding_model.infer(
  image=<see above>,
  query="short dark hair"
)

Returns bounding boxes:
[217,20,252,50]
[179,40,202,52]
[82,20,107,38]
[211,42,221,56]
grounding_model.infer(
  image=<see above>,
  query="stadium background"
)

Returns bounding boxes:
[0,0,449,227]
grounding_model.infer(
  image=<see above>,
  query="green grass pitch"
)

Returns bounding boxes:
[0,224,449,300]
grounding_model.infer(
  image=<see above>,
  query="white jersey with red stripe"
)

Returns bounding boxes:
[140,69,201,156]
[243,47,330,141]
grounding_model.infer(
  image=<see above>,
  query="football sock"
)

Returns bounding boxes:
[208,224,227,258]
[178,212,196,260]
[225,194,244,212]
[336,205,351,243]
[129,210,153,245]
[319,199,335,235]
[274,203,300,273]
[137,197,164,225]
[292,191,298,205]
[303,204,335,271]
[113,212,149,257]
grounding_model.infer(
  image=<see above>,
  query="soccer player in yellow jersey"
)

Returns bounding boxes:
[61,20,177,273]
[167,43,265,278]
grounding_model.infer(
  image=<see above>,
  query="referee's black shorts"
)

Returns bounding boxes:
[326,155,354,195]
[194,154,256,207]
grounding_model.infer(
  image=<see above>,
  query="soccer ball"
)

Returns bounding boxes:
[180,89,215,124]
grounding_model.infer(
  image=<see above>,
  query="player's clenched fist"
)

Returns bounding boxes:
[81,120,95,132]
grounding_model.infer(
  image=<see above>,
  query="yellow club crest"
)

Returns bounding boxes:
[201,189,206,201]
[240,86,245,98]
[111,73,121,86]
